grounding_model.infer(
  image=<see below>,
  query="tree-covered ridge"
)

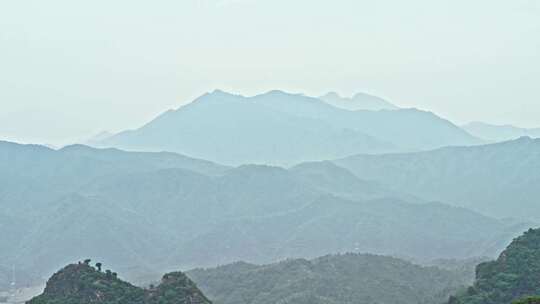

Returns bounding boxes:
[449,228,540,304]
[513,297,540,304]
[27,261,211,304]
[188,253,471,304]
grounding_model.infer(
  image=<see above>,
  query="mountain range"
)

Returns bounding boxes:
[0,141,528,284]
[3,88,540,303]
[463,122,540,142]
[96,90,480,165]
[335,136,540,220]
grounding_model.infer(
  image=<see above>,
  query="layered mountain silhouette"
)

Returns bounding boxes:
[319,91,398,111]
[463,122,540,142]
[0,141,528,283]
[96,90,480,165]
[188,253,470,304]
[27,261,210,304]
[449,227,540,304]
[335,137,540,220]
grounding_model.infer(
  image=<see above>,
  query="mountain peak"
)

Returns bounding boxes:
[321,91,340,98]
[28,261,212,304]
[210,89,232,96]
[206,89,243,99]
[28,262,136,304]
[319,91,342,103]
[189,90,244,105]
[97,88,477,165]
[265,89,288,94]
[319,91,398,111]
[262,89,304,98]
[515,135,534,141]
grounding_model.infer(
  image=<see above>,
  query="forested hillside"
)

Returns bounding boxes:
[27,261,210,304]
[188,253,470,304]
[449,228,540,304]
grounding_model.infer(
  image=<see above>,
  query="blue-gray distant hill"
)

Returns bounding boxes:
[335,137,540,220]
[319,91,399,111]
[463,122,540,142]
[97,90,480,165]
[0,141,526,285]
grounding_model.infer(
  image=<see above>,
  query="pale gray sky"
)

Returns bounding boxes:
[1,0,539,145]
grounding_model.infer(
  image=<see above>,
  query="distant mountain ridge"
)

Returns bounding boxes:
[319,91,399,111]
[0,141,528,284]
[335,136,540,220]
[96,90,480,165]
[463,122,540,142]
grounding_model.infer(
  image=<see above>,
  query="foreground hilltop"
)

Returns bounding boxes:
[27,261,210,304]
[449,228,540,304]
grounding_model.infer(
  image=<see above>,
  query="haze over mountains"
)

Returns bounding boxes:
[335,137,540,220]
[3,87,540,303]
[463,122,540,142]
[96,90,480,166]
[1,141,531,288]
[4,0,540,301]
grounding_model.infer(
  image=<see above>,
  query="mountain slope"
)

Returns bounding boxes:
[463,122,540,142]
[1,141,529,284]
[98,90,480,165]
[172,195,529,267]
[449,227,540,304]
[98,90,393,166]
[0,141,227,218]
[319,91,399,111]
[188,253,468,304]
[335,137,540,220]
[27,262,210,304]
[15,194,170,276]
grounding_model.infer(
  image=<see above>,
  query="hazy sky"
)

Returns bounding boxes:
[1,0,539,145]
